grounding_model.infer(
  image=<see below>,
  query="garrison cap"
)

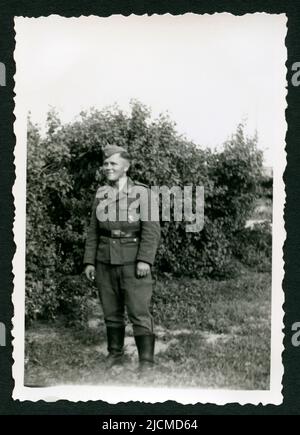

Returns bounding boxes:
[103,144,127,159]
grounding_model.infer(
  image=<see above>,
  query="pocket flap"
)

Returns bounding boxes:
[120,237,139,244]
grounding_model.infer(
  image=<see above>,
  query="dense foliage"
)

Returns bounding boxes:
[25,101,268,323]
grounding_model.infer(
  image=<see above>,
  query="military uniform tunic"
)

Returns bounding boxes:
[84,177,160,336]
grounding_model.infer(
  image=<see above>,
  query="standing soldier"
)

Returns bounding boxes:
[84,145,160,373]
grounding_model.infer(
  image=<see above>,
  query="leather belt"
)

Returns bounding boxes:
[99,229,140,239]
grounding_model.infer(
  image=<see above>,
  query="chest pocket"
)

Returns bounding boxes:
[127,201,141,223]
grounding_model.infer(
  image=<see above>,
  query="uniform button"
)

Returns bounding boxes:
[134,238,137,242]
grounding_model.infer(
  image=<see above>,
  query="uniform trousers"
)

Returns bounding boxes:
[95,262,154,336]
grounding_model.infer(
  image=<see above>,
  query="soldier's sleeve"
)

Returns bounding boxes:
[83,197,99,266]
[136,188,160,266]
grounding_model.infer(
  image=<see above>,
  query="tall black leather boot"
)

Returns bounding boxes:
[105,326,125,370]
[134,334,155,373]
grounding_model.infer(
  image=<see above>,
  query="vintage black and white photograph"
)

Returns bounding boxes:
[13,13,286,404]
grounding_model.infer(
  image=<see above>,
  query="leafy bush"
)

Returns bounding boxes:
[232,222,272,272]
[25,120,61,322]
[56,275,96,326]
[25,101,266,324]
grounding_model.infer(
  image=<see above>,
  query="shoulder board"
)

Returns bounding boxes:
[95,185,110,198]
[96,185,108,191]
[134,181,149,188]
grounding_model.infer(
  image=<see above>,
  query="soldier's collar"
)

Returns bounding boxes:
[121,177,134,194]
[96,177,135,200]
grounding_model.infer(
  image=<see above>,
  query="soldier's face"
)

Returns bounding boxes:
[103,153,130,182]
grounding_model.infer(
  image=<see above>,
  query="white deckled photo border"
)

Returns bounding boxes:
[12,13,286,405]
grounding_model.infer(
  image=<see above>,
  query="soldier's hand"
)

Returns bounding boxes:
[136,261,151,278]
[85,265,95,282]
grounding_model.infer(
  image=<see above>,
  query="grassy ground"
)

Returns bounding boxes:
[25,266,271,390]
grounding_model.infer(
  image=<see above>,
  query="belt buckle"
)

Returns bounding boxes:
[111,229,121,238]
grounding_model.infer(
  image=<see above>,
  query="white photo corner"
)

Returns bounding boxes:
[13,13,286,404]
